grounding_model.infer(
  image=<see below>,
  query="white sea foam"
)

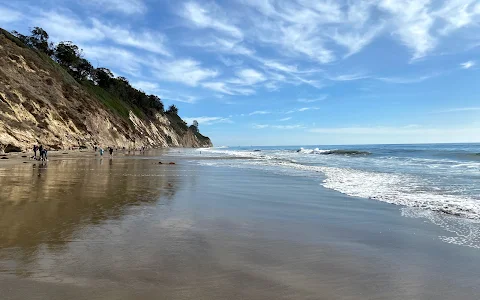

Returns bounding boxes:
[402,208,480,248]
[297,147,331,154]
[198,148,480,220]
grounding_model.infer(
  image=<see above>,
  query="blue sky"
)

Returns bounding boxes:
[1,0,479,146]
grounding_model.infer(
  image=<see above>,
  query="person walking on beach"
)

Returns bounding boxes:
[99,147,104,156]
[109,147,114,156]
[33,145,38,159]
[38,145,44,161]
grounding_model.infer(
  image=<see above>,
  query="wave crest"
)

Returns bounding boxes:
[297,148,371,156]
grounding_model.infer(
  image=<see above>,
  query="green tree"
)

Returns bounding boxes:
[93,68,114,88]
[166,104,178,115]
[11,27,53,55]
[189,120,199,133]
[73,58,94,81]
[30,27,52,55]
[54,41,81,68]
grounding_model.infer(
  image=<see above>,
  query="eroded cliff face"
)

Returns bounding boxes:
[0,31,212,153]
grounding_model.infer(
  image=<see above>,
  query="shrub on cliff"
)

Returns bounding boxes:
[11,27,166,116]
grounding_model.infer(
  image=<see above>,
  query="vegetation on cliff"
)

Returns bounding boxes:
[0,27,211,151]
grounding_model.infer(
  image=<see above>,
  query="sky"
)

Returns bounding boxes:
[0,0,479,146]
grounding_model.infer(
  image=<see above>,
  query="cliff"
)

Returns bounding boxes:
[0,29,212,153]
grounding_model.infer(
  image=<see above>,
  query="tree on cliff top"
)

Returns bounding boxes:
[189,120,199,133]
[12,27,53,56]
[166,105,178,115]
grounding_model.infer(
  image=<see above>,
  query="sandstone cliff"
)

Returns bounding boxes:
[0,29,212,153]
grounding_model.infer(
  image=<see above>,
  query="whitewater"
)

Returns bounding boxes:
[188,144,480,220]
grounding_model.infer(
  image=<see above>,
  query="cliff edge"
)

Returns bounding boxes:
[0,29,212,153]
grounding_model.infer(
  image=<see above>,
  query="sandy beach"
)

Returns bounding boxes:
[0,149,479,299]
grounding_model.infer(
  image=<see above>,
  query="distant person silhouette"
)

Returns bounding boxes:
[38,145,44,161]
[33,145,38,159]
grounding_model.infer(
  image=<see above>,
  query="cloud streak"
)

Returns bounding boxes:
[183,116,232,125]
[461,60,476,69]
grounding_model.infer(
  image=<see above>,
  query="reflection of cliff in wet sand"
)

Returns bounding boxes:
[0,158,181,256]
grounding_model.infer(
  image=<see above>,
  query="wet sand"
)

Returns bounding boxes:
[0,151,479,299]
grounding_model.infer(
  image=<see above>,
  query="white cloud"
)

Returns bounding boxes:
[297,95,327,103]
[82,45,144,76]
[32,12,170,56]
[219,56,243,67]
[460,60,476,69]
[264,81,279,91]
[309,125,480,135]
[434,0,480,35]
[153,59,218,86]
[83,0,147,15]
[286,107,319,114]
[183,116,232,125]
[201,81,255,95]
[249,110,271,116]
[253,124,304,129]
[34,11,105,42]
[0,6,22,24]
[91,19,171,56]
[432,107,480,113]
[190,36,254,56]
[279,117,292,121]
[327,73,369,81]
[330,23,385,57]
[229,69,266,85]
[182,1,243,38]
[378,0,436,60]
[376,73,439,84]
[132,82,198,103]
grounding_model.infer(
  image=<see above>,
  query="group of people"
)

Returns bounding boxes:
[32,145,48,161]
[94,145,146,157]
[94,145,114,156]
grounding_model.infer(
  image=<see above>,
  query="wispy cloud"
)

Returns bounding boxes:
[91,19,171,56]
[189,36,254,56]
[460,60,476,69]
[434,0,480,35]
[31,12,170,56]
[153,59,218,86]
[249,110,271,116]
[253,124,304,130]
[286,107,319,114]
[82,45,144,75]
[201,81,255,95]
[182,1,243,38]
[229,69,266,85]
[297,95,328,103]
[132,81,198,104]
[376,73,439,84]
[327,73,369,81]
[85,0,147,15]
[0,6,22,24]
[183,116,232,125]
[279,117,292,121]
[432,107,480,114]
[378,0,436,60]
[309,125,480,135]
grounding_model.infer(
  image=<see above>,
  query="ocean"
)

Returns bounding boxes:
[173,143,480,248]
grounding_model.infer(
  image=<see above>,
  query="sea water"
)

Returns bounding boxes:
[173,143,480,248]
